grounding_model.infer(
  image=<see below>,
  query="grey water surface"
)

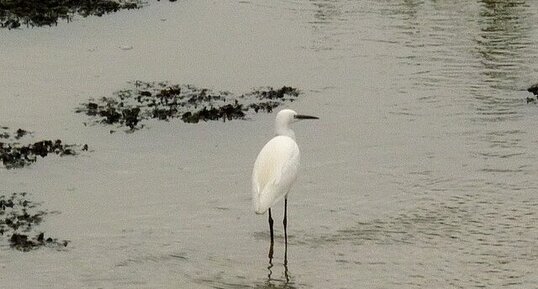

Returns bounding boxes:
[1,0,537,288]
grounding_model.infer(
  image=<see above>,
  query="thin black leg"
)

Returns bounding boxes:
[283,198,288,265]
[268,208,274,260]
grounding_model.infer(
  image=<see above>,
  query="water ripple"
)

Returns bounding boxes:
[307,193,537,287]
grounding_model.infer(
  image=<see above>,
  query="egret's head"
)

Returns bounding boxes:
[275,109,318,137]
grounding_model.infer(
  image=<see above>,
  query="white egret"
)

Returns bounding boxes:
[252,109,318,259]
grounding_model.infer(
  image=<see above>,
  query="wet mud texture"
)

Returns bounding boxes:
[0,0,142,29]
[76,81,300,131]
[1,192,68,251]
[0,127,88,169]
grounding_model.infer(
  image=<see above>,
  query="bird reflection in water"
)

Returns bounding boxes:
[263,254,294,289]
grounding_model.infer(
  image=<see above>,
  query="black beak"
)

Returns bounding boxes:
[295,114,319,120]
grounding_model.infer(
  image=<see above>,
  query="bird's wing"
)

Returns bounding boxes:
[252,136,300,214]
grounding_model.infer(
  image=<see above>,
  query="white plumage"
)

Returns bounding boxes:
[251,109,318,214]
[251,109,318,260]
[252,135,300,214]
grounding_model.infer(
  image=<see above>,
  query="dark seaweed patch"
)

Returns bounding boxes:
[527,83,538,103]
[76,81,301,130]
[528,83,538,96]
[1,192,68,251]
[0,0,143,29]
[251,86,300,100]
[0,127,88,169]
[526,83,538,103]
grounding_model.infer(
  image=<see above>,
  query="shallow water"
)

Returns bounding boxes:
[1,0,537,288]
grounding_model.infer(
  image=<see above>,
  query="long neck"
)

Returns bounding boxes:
[275,123,295,139]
